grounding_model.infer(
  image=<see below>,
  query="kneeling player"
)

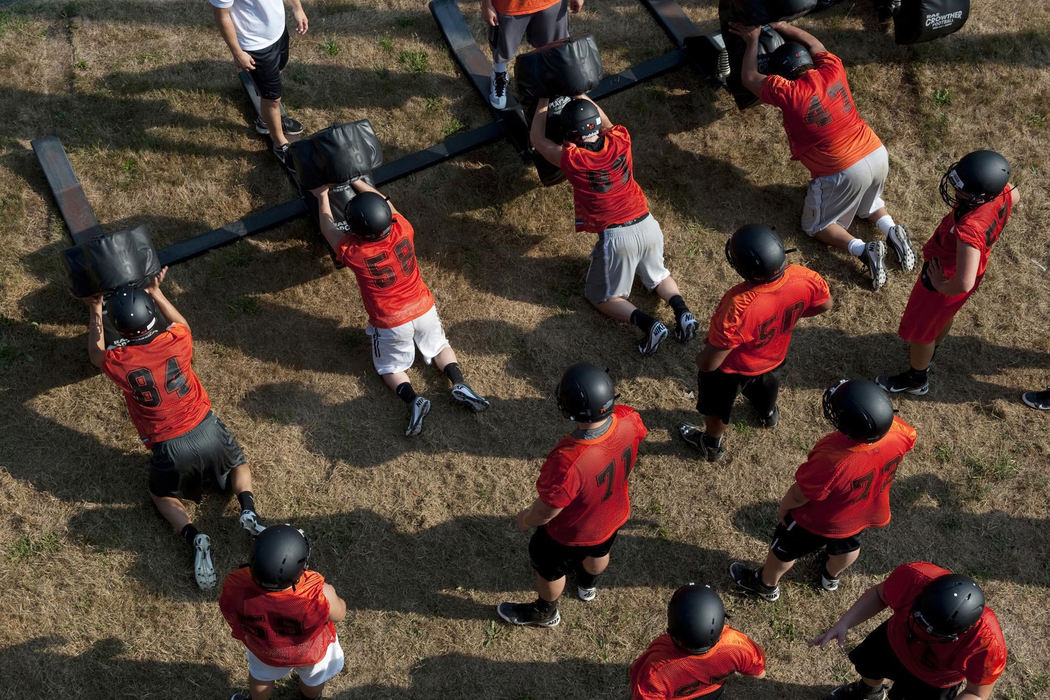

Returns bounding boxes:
[730,380,916,601]
[531,95,697,356]
[679,225,832,462]
[313,180,490,436]
[876,151,1018,395]
[497,363,647,627]
[87,271,264,589]
[810,563,1005,700]
[221,525,347,700]
[630,584,766,699]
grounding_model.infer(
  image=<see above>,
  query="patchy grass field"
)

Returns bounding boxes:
[2,0,1049,697]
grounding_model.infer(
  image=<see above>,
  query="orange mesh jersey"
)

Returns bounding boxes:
[537,405,648,547]
[705,265,830,376]
[790,416,917,538]
[882,562,1007,688]
[922,186,1013,281]
[630,628,766,699]
[561,125,650,233]
[492,0,560,14]
[219,567,337,668]
[100,323,211,448]
[336,214,435,329]
[760,52,883,178]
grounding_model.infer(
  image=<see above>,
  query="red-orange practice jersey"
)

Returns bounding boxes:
[922,186,1013,282]
[629,628,766,700]
[537,405,648,547]
[100,323,211,448]
[882,562,1007,688]
[492,0,559,15]
[790,416,917,538]
[561,125,650,233]
[335,214,435,329]
[760,52,883,178]
[705,265,830,376]
[219,567,337,668]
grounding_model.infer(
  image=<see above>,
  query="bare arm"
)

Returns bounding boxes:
[927,243,980,295]
[480,0,498,26]
[809,583,888,648]
[310,186,348,251]
[695,343,732,373]
[147,267,189,331]
[530,98,563,166]
[778,483,809,524]
[804,296,834,317]
[323,583,347,623]
[768,21,827,54]
[957,682,996,700]
[86,295,105,368]
[727,23,766,97]
[349,179,400,218]
[212,6,255,70]
[286,0,308,34]
[515,497,563,532]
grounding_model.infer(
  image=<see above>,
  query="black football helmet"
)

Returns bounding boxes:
[939,150,1010,209]
[769,41,815,79]
[107,286,158,338]
[822,379,894,443]
[556,363,615,422]
[251,524,311,591]
[345,191,392,241]
[912,573,985,640]
[725,224,787,283]
[561,98,602,143]
[667,584,726,654]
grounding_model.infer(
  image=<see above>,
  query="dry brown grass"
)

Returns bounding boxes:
[1,0,1049,697]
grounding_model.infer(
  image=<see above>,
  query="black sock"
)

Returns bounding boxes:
[908,366,929,380]
[237,491,256,513]
[576,570,598,589]
[702,433,722,448]
[395,382,417,404]
[443,362,464,385]
[630,309,656,332]
[180,523,199,545]
[534,597,557,614]
[668,294,689,317]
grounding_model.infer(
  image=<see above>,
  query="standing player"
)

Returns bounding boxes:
[497,363,647,627]
[876,151,1018,395]
[482,0,584,109]
[730,380,916,601]
[810,563,1006,700]
[679,225,832,462]
[729,21,915,291]
[630,584,767,699]
[211,0,308,164]
[86,270,264,590]
[311,180,490,436]
[531,95,698,355]
[221,525,347,700]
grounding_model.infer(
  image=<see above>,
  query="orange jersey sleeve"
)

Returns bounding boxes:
[336,215,435,328]
[706,265,830,375]
[630,629,765,699]
[538,405,647,547]
[561,125,650,233]
[921,187,1013,280]
[100,323,211,447]
[760,52,882,178]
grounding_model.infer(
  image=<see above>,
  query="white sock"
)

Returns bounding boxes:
[847,238,867,257]
[874,214,895,235]
[493,62,507,74]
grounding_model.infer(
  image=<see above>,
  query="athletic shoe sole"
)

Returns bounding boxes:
[451,384,490,413]
[406,398,431,437]
[675,312,698,342]
[863,241,888,291]
[638,322,669,356]
[193,534,217,590]
[886,226,917,271]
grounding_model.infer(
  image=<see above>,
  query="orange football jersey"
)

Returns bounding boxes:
[100,323,211,448]
[760,52,883,178]
[561,125,650,233]
[492,0,560,15]
[630,628,766,699]
[922,186,1013,281]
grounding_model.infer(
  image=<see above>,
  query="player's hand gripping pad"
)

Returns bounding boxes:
[290,120,383,191]
[63,225,162,297]
[722,25,785,109]
[515,35,603,100]
[893,0,968,44]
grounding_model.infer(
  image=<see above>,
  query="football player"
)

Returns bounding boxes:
[86,270,264,590]
[221,525,347,700]
[531,94,698,356]
[312,180,490,436]
[630,584,766,699]
[730,380,916,601]
[877,151,1018,395]
[729,21,915,291]
[497,363,647,627]
[810,564,1006,700]
[679,225,832,462]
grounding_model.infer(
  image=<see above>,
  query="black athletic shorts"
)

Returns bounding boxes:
[849,621,964,700]
[696,365,781,424]
[149,411,247,501]
[247,29,290,100]
[529,525,618,582]
[769,514,862,563]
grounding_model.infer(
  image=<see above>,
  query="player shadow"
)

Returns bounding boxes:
[0,636,230,697]
[728,473,1050,588]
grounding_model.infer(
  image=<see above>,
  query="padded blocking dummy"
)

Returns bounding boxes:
[63,225,161,297]
[515,35,604,100]
[894,0,968,44]
[290,120,383,191]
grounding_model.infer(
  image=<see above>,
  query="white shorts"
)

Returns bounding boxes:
[801,146,889,236]
[366,305,450,375]
[584,214,671,304]
[246,637,344,686]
